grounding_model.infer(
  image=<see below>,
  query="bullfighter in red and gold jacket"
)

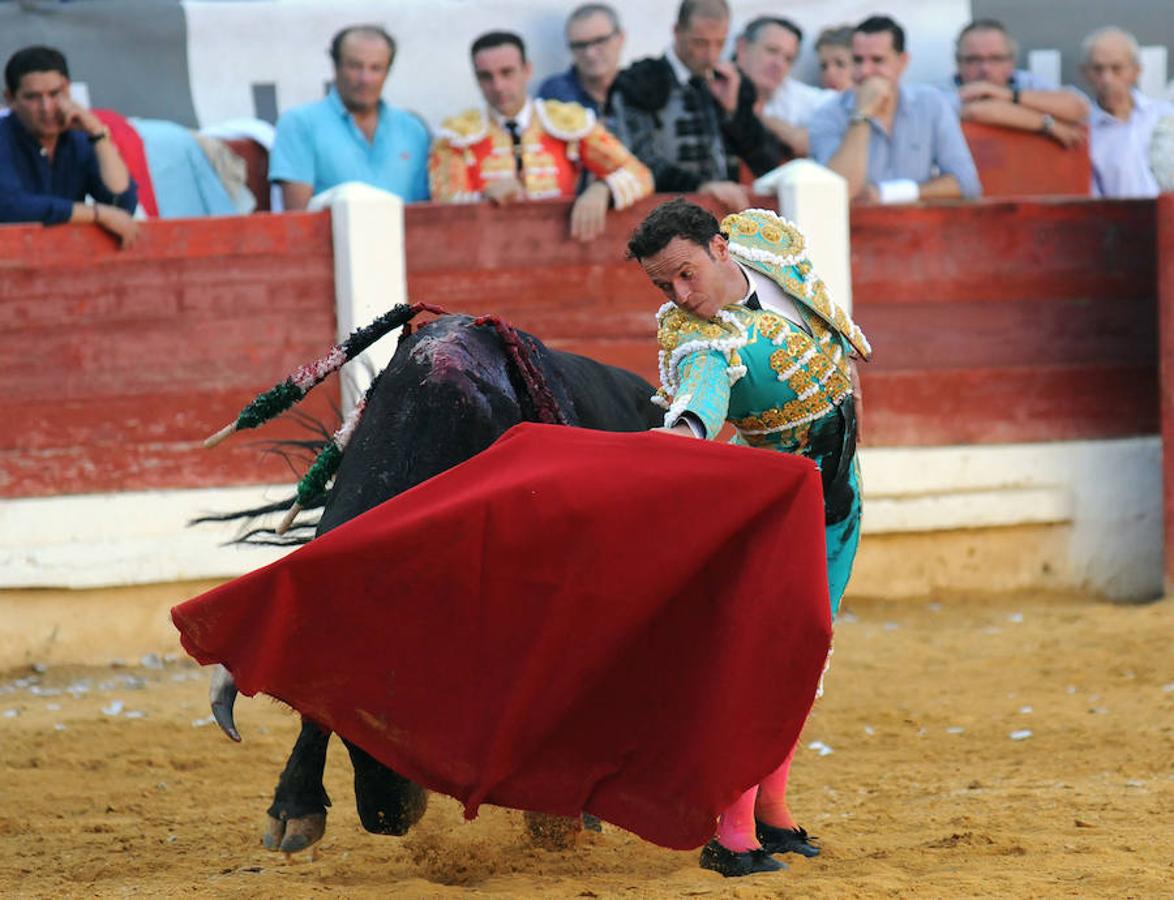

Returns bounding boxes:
[430,30,653,241]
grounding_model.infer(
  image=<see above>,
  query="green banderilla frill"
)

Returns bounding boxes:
[236,380,305,431]
[295,441,343,508]
[203,302,449,449]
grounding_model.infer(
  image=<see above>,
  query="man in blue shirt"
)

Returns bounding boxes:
[537,3,625,116]
[269,25,430,210]
[0,46,139,247]
[809,15,982,204]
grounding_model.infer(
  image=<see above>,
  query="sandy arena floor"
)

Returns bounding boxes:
[2,590,1171,898]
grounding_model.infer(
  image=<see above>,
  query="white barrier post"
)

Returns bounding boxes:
[763,159,852,314]
[308,181,407,411]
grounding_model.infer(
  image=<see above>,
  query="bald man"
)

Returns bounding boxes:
[1082,26,1174,198]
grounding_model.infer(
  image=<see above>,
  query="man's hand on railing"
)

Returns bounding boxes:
[483,176,524,206]
[569,181,611,242]
[95,204,139,249]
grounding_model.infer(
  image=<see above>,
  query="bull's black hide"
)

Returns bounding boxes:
[264,314,663,850]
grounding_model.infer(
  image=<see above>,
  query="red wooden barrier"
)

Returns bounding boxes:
[851,198,1157,444]
[403,195,718,378]
[962,121,1091,198]
[407,196,1158,446]
[0,213,335,498]
[0,194,1160,499]
[1157,193,1174,592]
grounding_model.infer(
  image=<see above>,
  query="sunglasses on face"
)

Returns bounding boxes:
[958,54,1013,66]
[569,31,617,53]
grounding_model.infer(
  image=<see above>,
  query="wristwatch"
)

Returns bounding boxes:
[87,126,111,144]
[1039,113,1055,135]
[849,111,869,127]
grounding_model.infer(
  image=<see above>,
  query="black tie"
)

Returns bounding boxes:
[504,119,524,175]
[744,292,762,310]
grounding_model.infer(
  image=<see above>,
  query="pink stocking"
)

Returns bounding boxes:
[714,784,760,852]
[754,741,799,830]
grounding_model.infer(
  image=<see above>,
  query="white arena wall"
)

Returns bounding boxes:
[0,438,1162,602]
[181,0,971,130]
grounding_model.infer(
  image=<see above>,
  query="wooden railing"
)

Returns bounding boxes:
[962,121,1091,198]
[0,194,1162,500]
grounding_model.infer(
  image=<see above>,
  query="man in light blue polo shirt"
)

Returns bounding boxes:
[270,25,429,210]
[809,15,981,204]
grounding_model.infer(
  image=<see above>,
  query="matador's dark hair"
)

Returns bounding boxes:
[626,197,725,261]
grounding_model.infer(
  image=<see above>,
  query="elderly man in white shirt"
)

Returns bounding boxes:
[734,15,834,158]
[1082,26,1174,198]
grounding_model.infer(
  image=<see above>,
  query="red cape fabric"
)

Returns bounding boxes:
[173,423,832,850]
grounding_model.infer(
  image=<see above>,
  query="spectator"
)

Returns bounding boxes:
[537,3,624,115]
[949,19,1087,149]
[734,16,834,157]
[607,0,784,210]
[1081,26,1174,198]
[816,26,854,92]
[269,25,429,210]
[808,15,981,203]
[0,45,138,247]
[1152,115,1174,192]
[429,31,652,242]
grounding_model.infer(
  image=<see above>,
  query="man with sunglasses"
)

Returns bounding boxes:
[947,19,1088,149]
[538,3,625,116]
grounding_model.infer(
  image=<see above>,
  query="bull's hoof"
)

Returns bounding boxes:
[281,813,327,853]
[262,813,326,854]
[262,815,284,851]
[523,811,582,850]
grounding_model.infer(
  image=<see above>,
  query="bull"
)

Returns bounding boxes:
[201,311,663,853]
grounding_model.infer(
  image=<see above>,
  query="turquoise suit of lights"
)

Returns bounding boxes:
[653,209,873,617]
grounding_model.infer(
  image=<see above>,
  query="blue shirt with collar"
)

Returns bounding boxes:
[269,88,430,202]
[809,82,983,198]
[0,111,138,225]
[536,67,601,114]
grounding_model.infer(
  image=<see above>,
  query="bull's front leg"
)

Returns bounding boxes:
[263,716,332,853]
[342,738,428,836]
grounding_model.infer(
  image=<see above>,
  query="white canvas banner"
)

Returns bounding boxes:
[182,0,971,129]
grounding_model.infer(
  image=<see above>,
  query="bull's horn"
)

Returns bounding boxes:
[209,664,242,742]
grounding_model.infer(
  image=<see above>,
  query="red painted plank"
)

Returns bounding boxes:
[0,388,340,497]
[961,121,1091,198]
[404,196,726,274]
[0,211,331,265]
[1156,194,1174,589]
[859,364,1157,445]
[854,296,1156,371]
[0,212,338,499]
[850,199,1155,304]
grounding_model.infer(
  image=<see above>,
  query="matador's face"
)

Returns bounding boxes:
[640,235,741,321]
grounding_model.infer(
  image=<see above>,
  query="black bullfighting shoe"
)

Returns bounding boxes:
[755,820,821,857]
[698,838,788,877]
